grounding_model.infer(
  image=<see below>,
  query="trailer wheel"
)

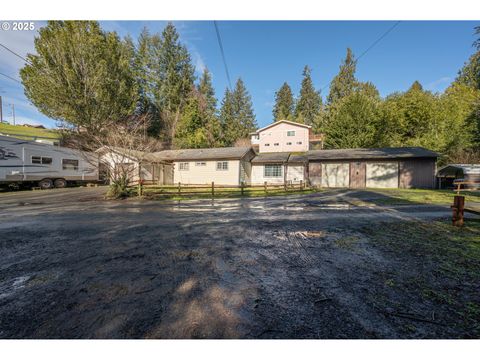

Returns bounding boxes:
[38,178,54,190]
[54,178,67,188]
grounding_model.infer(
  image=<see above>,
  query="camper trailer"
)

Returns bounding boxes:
[0,135,99,189]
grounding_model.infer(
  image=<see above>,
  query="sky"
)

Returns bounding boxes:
[0,20,478,129]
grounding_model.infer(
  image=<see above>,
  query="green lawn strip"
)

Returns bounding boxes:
[368,189,480,206]
[0,123,60,140]
[359,219,480,332]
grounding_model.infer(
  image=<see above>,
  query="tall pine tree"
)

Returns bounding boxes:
[220,78,257,146]
[294,66,322,126]
[273,82,295,121]
[327,48,358,104]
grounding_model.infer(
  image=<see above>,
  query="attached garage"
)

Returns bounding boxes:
[321,163,349,188]
[307,147,438,189]
[366,162,399,188]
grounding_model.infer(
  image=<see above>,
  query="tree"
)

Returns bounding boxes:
[155,23,195,144]
[273,82,295,121]
[221,79,257,146]
[294,66,322,126]
[20,21,138,133]
[327,48,358,104]
[324,86,381,149]
[174,69,223,149]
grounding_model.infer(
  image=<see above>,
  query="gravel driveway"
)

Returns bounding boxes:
[0,188,478,338]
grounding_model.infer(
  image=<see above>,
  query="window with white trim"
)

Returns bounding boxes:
[287,130,296,136]
[286,142,292,145]
[179,162,189,171]
[216,161,229,171]
[62,159,78,170]
[264,164,283,178]
[31,156,52,165]
[264,143,270,147]
[195,162,206,166]
[296,141,303,145]
[274,143,279,146]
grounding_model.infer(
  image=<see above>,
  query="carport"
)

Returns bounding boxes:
[307,147,438,189]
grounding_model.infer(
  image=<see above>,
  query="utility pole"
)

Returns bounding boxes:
[11,103,15,126]
[0,95,3,123]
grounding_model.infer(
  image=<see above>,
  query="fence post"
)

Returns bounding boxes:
[211,181,215,197]
[264,181,267,194]
[300,180,303,191]
[452,195,465,226]
[178,182,181,195]
[241,181,245,196]
[284,180,287,192]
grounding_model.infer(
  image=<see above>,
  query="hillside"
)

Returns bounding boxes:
[0,123,60,141]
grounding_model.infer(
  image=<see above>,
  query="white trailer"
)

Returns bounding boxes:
[0,135,98,189]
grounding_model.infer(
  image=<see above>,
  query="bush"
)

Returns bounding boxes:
[105,175,131,199]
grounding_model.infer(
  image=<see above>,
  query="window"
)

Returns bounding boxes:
[264,164,283,177]
[252,134,259,140]
[274,143,279,146]
[264,143,270,147]
[296,141,303,145]
[195,162,206,167]
[62,159,78,170]
[287,130,296,136]
[31,156,52,165]
[179,162,189,171]
[286,142,292,145]
[216,161,229,171]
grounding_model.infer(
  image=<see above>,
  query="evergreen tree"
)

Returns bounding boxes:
[294,66,322,126]
[273,82,295,121]
[327,48,358,104]
[20,21,138,133]
[324,85,381,149]
[220,79,257,146]
[155,23,195,144]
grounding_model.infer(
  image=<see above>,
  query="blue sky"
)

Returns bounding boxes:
[0,21,478,129]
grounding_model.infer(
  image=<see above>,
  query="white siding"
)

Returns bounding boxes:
[286,165,305,183]
[173,160,241,185]
[321,163,350,188]
[366,162,399,188]
[251,164,284,185]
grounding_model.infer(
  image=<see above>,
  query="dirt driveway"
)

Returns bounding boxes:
[0,188,479,338]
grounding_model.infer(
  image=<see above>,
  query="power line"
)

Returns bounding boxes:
[213,21,232,90]
[321,21,401,92]
[0,71,22,84]
[0,43,33,65]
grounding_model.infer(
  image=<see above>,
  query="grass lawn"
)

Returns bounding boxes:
[0,123,60,140]
[368,188,480,206]
[358,218,480,335]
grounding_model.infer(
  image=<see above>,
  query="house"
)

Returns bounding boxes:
[98,120,439,189]
[436,164,480,189]
[152,147,255,185]
[307,147,439,189]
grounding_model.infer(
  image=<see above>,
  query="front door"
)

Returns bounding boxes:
[350,162,366,188]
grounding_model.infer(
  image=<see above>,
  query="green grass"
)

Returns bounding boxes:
[0,123,60,140]
[367,188,480,206]
[140,185,318,201]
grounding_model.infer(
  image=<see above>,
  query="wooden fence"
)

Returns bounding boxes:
[134,180,308,198]
[453,180,480,194]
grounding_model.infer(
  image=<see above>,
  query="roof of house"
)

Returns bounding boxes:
[437,164,480,176]
[306,147,439,161]
[251,152,307,164]
[151,147,253,162]
[252,120,312,134]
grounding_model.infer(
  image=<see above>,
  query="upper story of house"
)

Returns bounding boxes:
[250,120,322,153]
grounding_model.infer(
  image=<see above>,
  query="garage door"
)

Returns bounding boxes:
[321,163,350,187]
[366,162,398,188]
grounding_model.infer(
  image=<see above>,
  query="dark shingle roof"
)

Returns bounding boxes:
[251,152,307,164]
[307,147,439,161]
[151,147,252,161]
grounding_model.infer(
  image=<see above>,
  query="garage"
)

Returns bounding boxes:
[366,162,398,188]
[321,163,350,187]
[307,147,438,189]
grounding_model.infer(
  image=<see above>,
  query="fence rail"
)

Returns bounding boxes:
[133,180,308,198]
[453,180,480,194]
